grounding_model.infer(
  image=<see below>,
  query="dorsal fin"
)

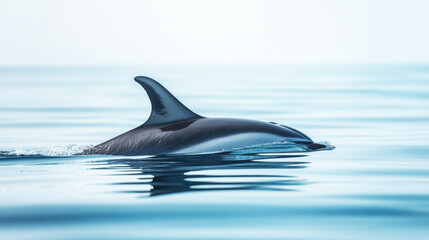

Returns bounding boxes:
[135,76,202,126]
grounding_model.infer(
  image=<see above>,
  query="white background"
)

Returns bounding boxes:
[1,0,429,66]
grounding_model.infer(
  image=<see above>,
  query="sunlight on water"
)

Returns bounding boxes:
[0,66,429,240]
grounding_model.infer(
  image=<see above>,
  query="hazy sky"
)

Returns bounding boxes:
[1,0,428,66]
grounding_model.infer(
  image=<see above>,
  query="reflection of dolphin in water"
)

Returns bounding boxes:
[101,153,310,197]
[83,76,327,156]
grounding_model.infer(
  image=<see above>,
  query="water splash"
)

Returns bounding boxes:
[0,144,93,158]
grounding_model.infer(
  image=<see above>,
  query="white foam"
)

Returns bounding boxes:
[2,144,93,157]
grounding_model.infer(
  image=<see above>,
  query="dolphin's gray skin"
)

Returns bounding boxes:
[82,76,325,156]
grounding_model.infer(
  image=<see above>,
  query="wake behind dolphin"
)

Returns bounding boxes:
[82,76,331,156]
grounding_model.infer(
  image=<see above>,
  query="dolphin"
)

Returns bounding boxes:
[82,76,326,156]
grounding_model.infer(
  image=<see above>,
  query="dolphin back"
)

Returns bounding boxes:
[81,77,326,156]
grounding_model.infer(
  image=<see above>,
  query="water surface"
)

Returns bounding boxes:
[1,66,428,239]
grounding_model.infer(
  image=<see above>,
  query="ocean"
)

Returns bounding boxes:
[1,65,428,239]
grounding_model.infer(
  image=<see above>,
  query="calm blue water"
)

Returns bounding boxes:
[1,66,428,239]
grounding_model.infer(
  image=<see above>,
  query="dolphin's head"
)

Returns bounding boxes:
[305,142,327,150]
[270,122,327,150]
